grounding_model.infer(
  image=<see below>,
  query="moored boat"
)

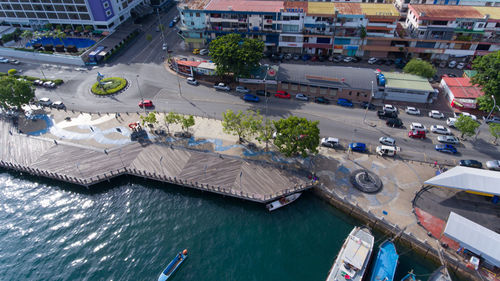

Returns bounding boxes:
[427,266,452,281]
[401,271,417,281]
[266,193,301,211]
[326,226,375,281]
[158,249,188,281]
[369,240,399,281]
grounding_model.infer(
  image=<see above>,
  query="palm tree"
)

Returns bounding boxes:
[21,30,33,46]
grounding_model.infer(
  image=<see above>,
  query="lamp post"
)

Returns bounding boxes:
[363,81,374,125]
[263,65,270,150]
[475,95,496,140]
[136,74,146,115]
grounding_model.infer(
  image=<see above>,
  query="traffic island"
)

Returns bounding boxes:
[91,77,128,96]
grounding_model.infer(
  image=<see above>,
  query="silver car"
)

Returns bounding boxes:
[295,93,309,101]
[437,135,459,144]
[379,136,395,146]
[186,77,198,86]
[235,86,250,94]
[486,160,500,171]
[431,125,452,135]
[405,106,420,115]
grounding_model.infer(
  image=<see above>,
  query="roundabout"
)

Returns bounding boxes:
[91,77,128,95]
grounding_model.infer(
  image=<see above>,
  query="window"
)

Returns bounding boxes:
[106,10,111,16]
[300,84,308,91]
[191,21,194,25]
[291,83,298,90]
[282,24,299,33]
[281,83,288,90]
[196,13,200,17]
[103,2,109,8]
[349,91,352,95]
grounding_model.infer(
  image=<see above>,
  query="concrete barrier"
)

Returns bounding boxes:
[0,47,85,66]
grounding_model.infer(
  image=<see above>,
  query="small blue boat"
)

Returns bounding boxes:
[370,240,399,281]
[158,249,188,281]
[401,271,417,281]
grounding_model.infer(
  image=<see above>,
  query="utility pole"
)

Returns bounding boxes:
[363,80,374,125]
[264,65,270,150]
[156,8,166,47]
[136,74,146,115]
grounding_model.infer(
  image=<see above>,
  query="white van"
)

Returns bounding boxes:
[446,117,457,127]
[376,145,400,157]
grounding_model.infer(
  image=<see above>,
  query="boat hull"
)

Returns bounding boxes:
[369,240,399,281]
[266,193,301,211]
[158,251,187,281]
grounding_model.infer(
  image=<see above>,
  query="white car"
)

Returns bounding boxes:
[379,136,396,146]
[38,97,52,106]
[0,57,8,63]
[454,112,477,121]
[428,110,444,119]
[162,43,168,51]
[431,125,452,135]
[9,59,20,65]
[51,101,65,109]
[437,135,459,144]
[405,106,420,115]
[456,62,465,69]
[384,104,397,113]
[368,57,378,64]
[446,117,457,127]
[295,93,309,101]
[199,49,209,56]
[448,60,457,68]
[43,81,56,88]
[186,77,199,86]
[235,86,250,94]
[486,160,500,171]
[410,122,426,132]
[321,137,339,148]
[343,57,354,63]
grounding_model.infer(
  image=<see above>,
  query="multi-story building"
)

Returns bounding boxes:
[395,0,500,21]
[0,0,149,31]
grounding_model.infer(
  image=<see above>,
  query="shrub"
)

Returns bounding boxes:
[0,72,7,77]
[91,77,127,95]
[23,76,38,81]
[8,69,17,76]
[53,79,64,85]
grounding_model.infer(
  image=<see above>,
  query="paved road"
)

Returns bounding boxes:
[1,7,498,165]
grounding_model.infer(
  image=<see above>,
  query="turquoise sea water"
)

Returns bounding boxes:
[0,170,437,281]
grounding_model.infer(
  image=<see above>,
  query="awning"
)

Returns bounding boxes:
[424,166,500,196]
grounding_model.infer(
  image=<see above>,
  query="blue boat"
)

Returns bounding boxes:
[401,271,417,281]
[370,240,399,281]
[158,249,188,281]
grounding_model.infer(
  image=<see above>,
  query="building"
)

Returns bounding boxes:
[395,0,500,20]
[0,0,150,31]
[378,72,434,103]
[440,75,483,109]
[277,64,376,102]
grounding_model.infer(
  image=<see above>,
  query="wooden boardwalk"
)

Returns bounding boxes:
[0,119,312,203]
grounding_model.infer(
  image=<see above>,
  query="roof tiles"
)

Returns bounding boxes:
[442,76,483,99]
[205,0,284,12]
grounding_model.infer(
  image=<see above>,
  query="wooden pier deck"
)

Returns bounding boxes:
[0,119,312,203]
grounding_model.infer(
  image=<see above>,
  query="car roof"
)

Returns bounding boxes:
[40,97,50,101]
[431,110,440,113]
[412,122,423,126]
[324,137,339,142]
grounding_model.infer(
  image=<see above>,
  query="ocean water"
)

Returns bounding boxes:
[0,170,437,281]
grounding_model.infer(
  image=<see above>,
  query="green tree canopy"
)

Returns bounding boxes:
[139,112,158,127]
[489,123,500,144]
[0,77,34,110]
[471,51,500,104]
[476,95,498,113]
[455,115,480,138]
[403,59,437,79]
[222,109,262,142]
[209,33,264,79]
[164,111,181,135]
[75,26,83,33]
[180,115,195,132]
[256,118,274,150]
[273,116,320,158]
[146,34,153,42]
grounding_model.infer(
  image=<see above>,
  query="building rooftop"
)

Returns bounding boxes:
[383,72,434,92]
[409,5,485,20]
[177,0,212,10]
[359,3,399,17]
[205,0,284,12]
[442,76,483,99]
[473,6,500,21]
[176,60,201,67]
[278,64,377,91]
[307,2,335,15]
[308,3,398,17]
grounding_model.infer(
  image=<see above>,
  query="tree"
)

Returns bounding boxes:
[164,112,180,135]
[75,26,83,33]
[65,25,72,31]
[476,95,498,113]
[455,115,480,138]
[139,112,158,127]
[403,59,437,78]
[180,115,195,132]
[44,23,53,30]
[208,33,264,79]
[21,30,33,44]
[7,69,17,76]
[222,109,262,142]
[489,123,500,144]
[0,77,35,110]
[84,25,93,31]
[56,25,63,30]
[471,51,500,104]
[146,34,153,42]
[272,116,320,158]
[256,118,274,150]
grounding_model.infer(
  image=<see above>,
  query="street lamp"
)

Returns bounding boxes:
[263,65,270,150]
[363,80,374,124]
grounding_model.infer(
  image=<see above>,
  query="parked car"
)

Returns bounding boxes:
[446,117,457,127]
[162,43,168,51]
[385,59,394,66]
[456,62,465,70]
[486,160,500,171]
[377,110,397,119]
[301,54,311,61]
[410,122,426,131]
[337,98,353,107]
[51,101,65,109]
[459,159,482,169]
[255,90,271,97]
[275,91,291,99]
[8,59,20,65]
[405,106,420,115]
[454,112,477,121]
[173,16,180,23]
[38,97,52,106]
[169,20,175,28]
[430,125,452,135]
[343,57,354,63]
[236,86,250,94]
[315,97,330,104]
[435,144,457,154]
[376,145,399,157]
[408,130,426,139]
[43,81,56,88]
[446,73,457,78]
[0,57,8,63]
[214,83,230,91]
[484,116,500,124]
[448,60,457,68]
[386,118,403,128]
[379,136,396,146]
[361,102,375,110]
[293,54,301,60]
[438,60,447,68]
[199,49,209,55]
[437,135,459,144]
[186,77,199,86]
[368,57,378,64]
[332,55,343,63]
[321,137,339,148]
[284,53,293,60]
[429,110,445,119]
[383,104,397,113]
[33,80,43,86]
[242,94,260,103]
[349,142,367,152]
[295,93,309,101]
[192,49,200,54]
[139,100,154,108]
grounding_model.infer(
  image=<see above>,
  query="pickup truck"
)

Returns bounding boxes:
[377,110,397,119]
[214,83,230,91]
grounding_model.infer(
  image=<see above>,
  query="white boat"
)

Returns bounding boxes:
[266,193,302,211]
[326,226,375,281]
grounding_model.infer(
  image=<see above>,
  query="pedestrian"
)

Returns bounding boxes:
[434,161,437,167]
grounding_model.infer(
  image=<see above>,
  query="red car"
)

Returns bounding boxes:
[408,130,426,139]
[139,100,154,108]
[275,91,291,99]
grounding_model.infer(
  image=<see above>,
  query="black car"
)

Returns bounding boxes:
[377,110,397,119]
[386,118,403,128]
[376,59,386,65]
[255,90,271,97]
[315,97,330,104]
[385,59,394,66]
[361,101,376,110]
[459,159,483,169]
[318,55,327,62]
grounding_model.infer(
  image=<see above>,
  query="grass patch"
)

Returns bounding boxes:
[91,77,127,95]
